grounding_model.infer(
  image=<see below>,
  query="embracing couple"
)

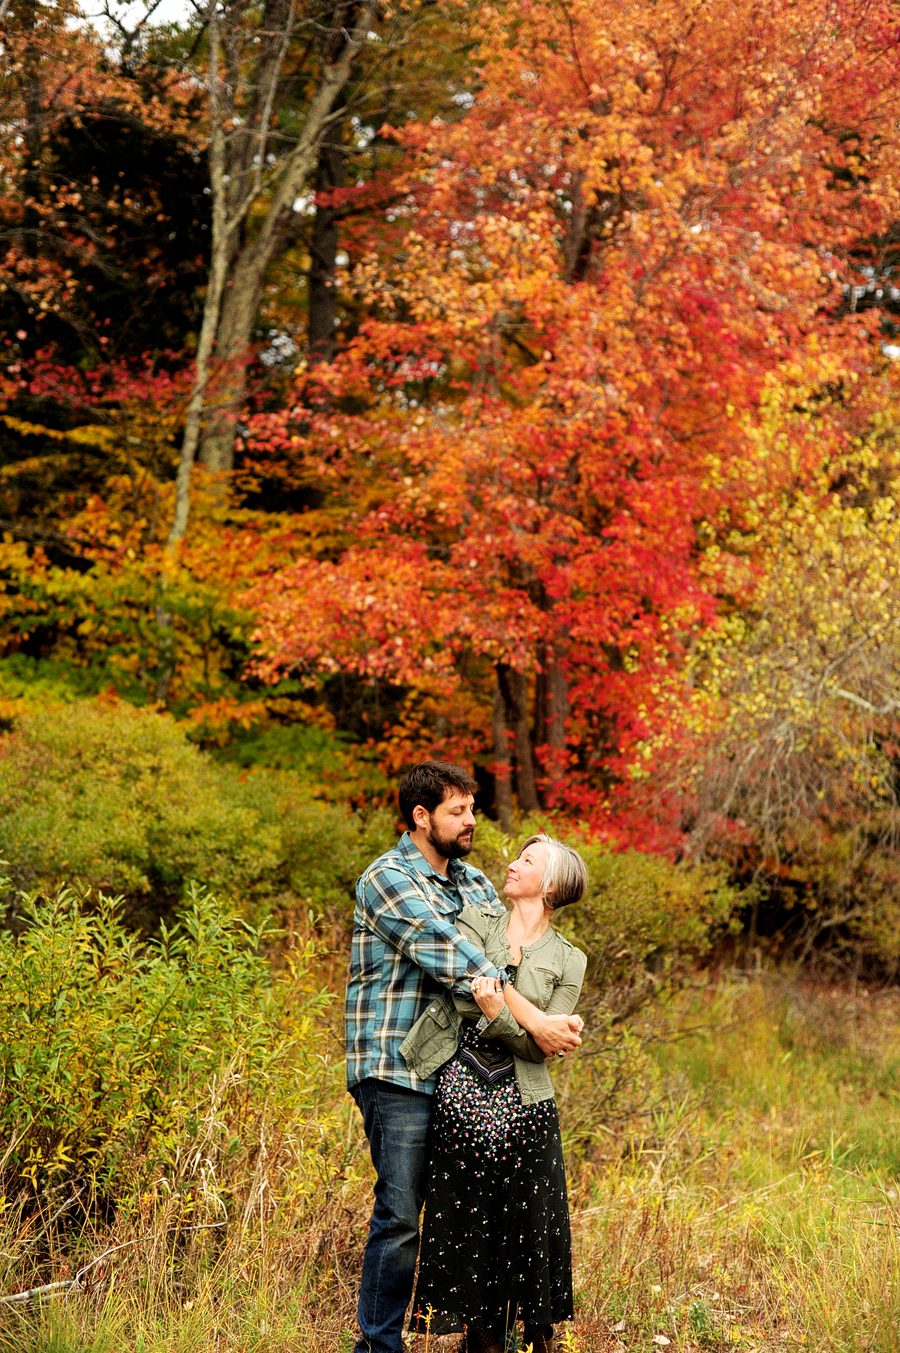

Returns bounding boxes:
[347,760,589,1353]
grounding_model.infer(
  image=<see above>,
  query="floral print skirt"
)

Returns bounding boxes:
[411,1022,574,1337]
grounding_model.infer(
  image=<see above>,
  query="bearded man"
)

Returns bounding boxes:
[346,760,583,1353]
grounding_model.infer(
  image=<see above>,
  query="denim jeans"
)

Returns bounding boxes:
[350,1078,433,1353]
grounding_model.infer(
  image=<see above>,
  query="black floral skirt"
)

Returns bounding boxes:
[411,1022,574,1336]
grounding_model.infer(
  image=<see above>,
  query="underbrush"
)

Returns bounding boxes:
[3,975,900,1351]
[568,976,900,1353]
[0,699,395,925]
[0,885,341,1199]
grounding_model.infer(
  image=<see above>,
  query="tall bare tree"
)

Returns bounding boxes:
[168,0,381,544]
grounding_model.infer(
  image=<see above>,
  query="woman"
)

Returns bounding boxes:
[400,833,588,1353]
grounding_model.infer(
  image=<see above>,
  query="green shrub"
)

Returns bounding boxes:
[0,702,279,905]
[0,700,396,920]
[278,791,396,913]
[572,844,738,998]
[218,720,392,805]
[0,883,334,1201]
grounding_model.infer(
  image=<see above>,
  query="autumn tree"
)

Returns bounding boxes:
[0,2,279,706]
[674,364,900,961]
[247,0,900,836]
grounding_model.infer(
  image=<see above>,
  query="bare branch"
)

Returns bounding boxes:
[0,1222,227,1306]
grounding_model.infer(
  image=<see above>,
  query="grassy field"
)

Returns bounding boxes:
[2,972,900,1353]
[567,975,900,1353]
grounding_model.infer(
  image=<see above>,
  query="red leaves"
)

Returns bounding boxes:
[247,0,900,845]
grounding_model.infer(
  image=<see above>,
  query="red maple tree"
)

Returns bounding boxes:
[245,0,900,838]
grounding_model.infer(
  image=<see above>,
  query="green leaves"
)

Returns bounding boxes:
[0,883,332,1197]
[0,699,394,919]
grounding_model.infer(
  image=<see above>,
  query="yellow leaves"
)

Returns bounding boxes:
[0,415,115,451]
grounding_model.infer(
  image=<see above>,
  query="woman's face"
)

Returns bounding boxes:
[504,841,549,903]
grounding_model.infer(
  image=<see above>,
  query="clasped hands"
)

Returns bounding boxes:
[470,975,584,1057]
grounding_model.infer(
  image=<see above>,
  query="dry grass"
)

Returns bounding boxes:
[3,973,900,1353]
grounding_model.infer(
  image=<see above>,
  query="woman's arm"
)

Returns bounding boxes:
[472,948,588,1062]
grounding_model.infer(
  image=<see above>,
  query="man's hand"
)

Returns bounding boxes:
[531,1012,584,1057]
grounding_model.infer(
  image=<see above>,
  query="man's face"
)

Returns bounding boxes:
[422,791,477,860]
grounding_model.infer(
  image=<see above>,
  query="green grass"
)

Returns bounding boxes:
[566,977,900,1353]
[4,974,900,1352]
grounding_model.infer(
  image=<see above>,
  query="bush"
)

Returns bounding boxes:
[278,790,397,913]
[0,700,396,922]
[0,701,278,906]
[218,720,392,806]
[0,882,335,1203]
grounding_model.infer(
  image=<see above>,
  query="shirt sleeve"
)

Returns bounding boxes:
[359,865,506,996]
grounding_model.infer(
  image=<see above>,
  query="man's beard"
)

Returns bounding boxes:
[427,820,474,860]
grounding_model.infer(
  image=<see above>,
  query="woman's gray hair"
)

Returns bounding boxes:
[519,833,588,910]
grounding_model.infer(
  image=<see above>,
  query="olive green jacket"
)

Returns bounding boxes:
[399,904,587,1105]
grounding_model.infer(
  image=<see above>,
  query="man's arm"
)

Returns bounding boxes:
[359,866,506,994]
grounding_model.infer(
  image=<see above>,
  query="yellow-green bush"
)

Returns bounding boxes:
[0,700,395,921]
[0,882,334,1203]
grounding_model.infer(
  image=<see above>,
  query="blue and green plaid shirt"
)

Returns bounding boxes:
[345,832,506,1093]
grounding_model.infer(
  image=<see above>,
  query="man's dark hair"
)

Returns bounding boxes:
[398,760,479,829]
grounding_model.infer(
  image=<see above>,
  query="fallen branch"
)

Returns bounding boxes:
[0,1220,227,1306]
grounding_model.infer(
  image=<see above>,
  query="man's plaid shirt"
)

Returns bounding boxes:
[345,832,506,1093]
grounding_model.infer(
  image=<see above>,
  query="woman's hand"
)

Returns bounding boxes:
[470,974,504,1021]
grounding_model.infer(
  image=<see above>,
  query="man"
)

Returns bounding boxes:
[347,759,583,1353]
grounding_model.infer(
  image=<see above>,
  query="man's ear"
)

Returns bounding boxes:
[411,803,430,832]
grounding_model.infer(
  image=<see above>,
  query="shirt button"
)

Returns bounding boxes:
[523,950,529,957]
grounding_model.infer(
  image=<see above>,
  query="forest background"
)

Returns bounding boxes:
[3,0,900,1349]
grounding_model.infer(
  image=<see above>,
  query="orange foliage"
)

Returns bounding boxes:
[246,0,900,843]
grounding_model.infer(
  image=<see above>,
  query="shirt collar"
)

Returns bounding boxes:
[397,831,465,884]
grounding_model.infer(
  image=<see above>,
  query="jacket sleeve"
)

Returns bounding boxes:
[479,946,588,1062]
[448,906,499,1018]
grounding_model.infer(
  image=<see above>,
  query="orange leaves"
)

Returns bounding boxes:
[245,0,900,840]
[248,537,541,690]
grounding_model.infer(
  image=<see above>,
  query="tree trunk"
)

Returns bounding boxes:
[168,0,232,541]
[21,0,43,249]
[196,260,262,473]
[197,10,372,475]
[497,663,540,815]
[173,0,378,528]
[534,645,570,787]
[492,678,515,834]
[308,108,346,365]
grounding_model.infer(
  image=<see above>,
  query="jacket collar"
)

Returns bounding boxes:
[502,914,558,957]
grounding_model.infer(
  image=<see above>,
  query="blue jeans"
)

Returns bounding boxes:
[350,1078,433,1353]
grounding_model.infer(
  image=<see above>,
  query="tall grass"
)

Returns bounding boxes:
[3,975,900,1352]
[568,977,900,1353]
